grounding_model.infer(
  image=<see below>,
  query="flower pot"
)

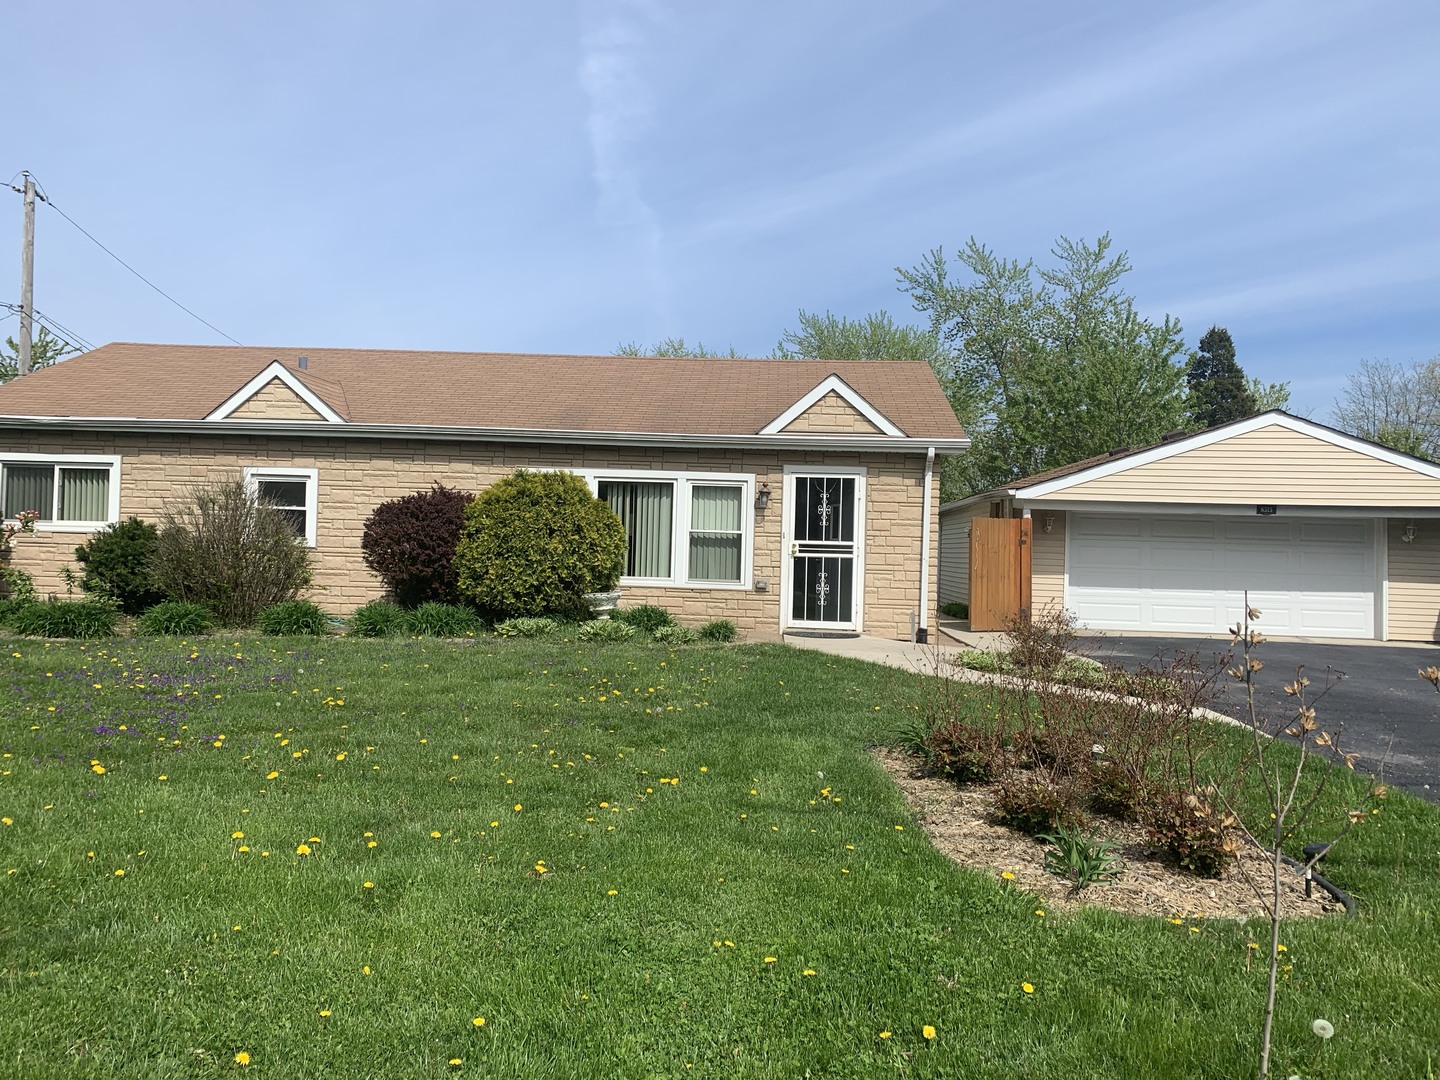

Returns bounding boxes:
[583,589,622,620]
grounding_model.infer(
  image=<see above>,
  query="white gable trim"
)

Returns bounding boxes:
[1016,411,1440,499]
[206,361,346,423]
[759,374,905,437]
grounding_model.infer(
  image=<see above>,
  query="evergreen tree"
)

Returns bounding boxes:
[1186,326,1256,429]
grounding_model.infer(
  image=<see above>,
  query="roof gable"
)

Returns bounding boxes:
[760,374,904,436]
[1016,412,1440,506]
[206,362,345,423]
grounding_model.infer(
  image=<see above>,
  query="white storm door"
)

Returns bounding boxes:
[785,473,864,630]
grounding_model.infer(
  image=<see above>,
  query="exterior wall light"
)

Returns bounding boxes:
[1403,521,1418,544]
[756,482,772,511]
[1043,514,1055,534]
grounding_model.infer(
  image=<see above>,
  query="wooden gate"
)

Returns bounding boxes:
[968,517,1032,631]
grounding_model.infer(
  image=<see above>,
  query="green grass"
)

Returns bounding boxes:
[1,636,1437,1078]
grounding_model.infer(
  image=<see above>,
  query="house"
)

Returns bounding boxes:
[0,343,968,639]
[939,411,1440,642]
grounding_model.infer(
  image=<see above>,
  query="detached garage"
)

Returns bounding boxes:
[938,412,1440,642]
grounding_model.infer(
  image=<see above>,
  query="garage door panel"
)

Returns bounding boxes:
[1066,514,1375,640]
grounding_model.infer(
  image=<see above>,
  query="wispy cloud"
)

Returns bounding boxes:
[680,0,1358,244]
[578,0,666,314]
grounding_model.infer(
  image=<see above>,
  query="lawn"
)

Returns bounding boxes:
[1,635,1437,1078]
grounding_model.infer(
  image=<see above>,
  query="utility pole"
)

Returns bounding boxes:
[18,171,35,377]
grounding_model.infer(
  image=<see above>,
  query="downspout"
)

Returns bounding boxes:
[916,446,936,644]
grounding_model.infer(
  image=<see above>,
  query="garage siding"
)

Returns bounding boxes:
[1386,519,1440,642]
[1032,510,1066,616]
[938,503,983,606]
[1052,426,1440,506]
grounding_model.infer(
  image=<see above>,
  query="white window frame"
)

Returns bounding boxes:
[243,466,319,548]
[578,469,755,590]
[0,453,121,532]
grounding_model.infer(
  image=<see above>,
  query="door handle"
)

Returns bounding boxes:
[790,542,799,555]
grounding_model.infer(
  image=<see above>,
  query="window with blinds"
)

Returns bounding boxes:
[592,473,751,587]
[1,461,114,524]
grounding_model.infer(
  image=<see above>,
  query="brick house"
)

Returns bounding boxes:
[0,344,969,639]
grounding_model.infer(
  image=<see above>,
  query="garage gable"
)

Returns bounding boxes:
[1017,413,1440,507]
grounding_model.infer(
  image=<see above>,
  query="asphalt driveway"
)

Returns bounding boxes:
[1077,634,1440,801]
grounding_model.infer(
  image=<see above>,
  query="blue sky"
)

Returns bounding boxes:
[6,0,1437,417]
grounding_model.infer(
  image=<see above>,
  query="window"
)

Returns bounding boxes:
[1,456,119,527]
[243,467,318,547]
[586,470,752,588]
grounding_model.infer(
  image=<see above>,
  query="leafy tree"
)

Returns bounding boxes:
[898,234,1189,498]
[1248,377,1291,413]
[1333,356,1440,459]
[774,310,943,362]
[1186,326,1256,428]
[0,327,80,383]
[614,337,742,358]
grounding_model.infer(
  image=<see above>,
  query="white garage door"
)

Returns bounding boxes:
[1066,514,1377,639]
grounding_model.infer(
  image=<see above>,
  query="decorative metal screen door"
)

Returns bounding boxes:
[786,474,861,629]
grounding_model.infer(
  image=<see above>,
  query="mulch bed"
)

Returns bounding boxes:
[872,747,1341,920]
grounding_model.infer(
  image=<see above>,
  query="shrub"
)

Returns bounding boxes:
[993,776,1084,835]
[137,601,214,636]
[258,600,330,636]
[651,623,697,645]
[920,720,1001,785]
[1003,607,1078,675]
[11,599,118,638]
[454,470,625,619]
[403,602,482,638]
[348,600,406,638]
[615,604,675,634]
[698,619,738,643]
[577,619,637,643]
[0,597,32,627]
[360,484,474,606]
[0,565,37,603]
[1143,788,1235,879]
[1038,826,1124,890]
[494,616,560,639]
[150,480,314,627]
[940,601,969,620]
[73,517,163,614]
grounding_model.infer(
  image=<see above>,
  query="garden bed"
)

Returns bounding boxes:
[873,747,1340,920]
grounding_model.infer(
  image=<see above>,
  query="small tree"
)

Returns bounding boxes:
[454,470,625,619]
[74,517,164,614]
[360,484,473,606]
[150,480,313,627]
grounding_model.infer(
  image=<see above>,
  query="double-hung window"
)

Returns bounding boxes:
[1,455,119,528]
[243,467,318,547]
[590,471,752,587]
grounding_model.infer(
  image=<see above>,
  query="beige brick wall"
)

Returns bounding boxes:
[779,393,884,434]
[2,433,939,641]
[228,380,328,421]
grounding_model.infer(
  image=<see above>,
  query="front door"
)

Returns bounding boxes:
[785,472,863,630]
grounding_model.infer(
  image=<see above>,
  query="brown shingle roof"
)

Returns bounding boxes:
[0,342,967,439]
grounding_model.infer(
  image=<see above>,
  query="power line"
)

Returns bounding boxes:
[0,303,95,354]
[20,179,244,347]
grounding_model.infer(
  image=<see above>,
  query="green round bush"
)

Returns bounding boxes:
[137,601,214,636]
[74,517,164,615]
[258,600,330,636]
[615,604,675,634]
[454,470,625,619]
[348,600,406,638]
[699,619,738,643]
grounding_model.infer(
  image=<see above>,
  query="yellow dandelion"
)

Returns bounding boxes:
[335,752,346,761]
[607,889,618,896]
[1022,982,1034,994]
[878,1030,892,1039]
[1035,909,1045,917]
[367,840,377,848]
[362,965,372,975]
[91,763,106,775]
[763,956,777,964]
[802,969,816,976]
[231,831,245,839]
[1001,871,1015,881]
[513,804,522,812]
[319,1009,332,1018]
[472,1016,486,1028]
[114,869,125,877]
[235,1051,251,1066]
[237,845,250,853]
[430,831,442,838]
[363,881,374,889]
[922,1025,936,1040]
[266,771,279,780]
[0,818,11,827]
[157,775,167,781]
[449,1060,462,1068]
[296,843,312,856]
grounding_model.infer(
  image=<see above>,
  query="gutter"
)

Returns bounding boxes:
[916,446,936,644]
[0,415,971,456]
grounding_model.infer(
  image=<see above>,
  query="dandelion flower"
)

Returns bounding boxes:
[802,969,816,977]
[472,1016,486,1028]
[431,831,442,838]
[231,831,245,839]
[0,818,11,827]
[449,1060,462,1068]
[878,1031,892,1039]
[266,771,279,780]
[1001,871,1015,881]
[922,1025,936,1040]
[114,869,125,877]
[296,843,312,856]
[362,965,371,975]
[238,846,249,853]
[1312,1019,1334,1040]
[363,881,374,889]
[91,764,106,775]
[763,957,777,964]
[1035,909,1045,917]
[607,889,618,896]
[1022,982,1034,994]
[513,804,522,812]
[320,1009,332,1017]
[234,1051,251,1065]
